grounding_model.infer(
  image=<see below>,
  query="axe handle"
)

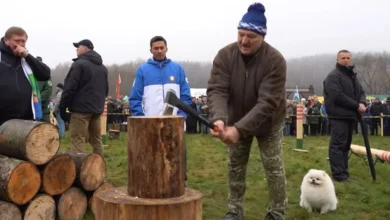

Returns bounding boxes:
[176,102,219,132]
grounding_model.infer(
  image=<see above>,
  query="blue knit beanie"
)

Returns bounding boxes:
[238,2,267,35]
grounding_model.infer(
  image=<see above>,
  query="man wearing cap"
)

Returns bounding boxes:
[206,3,287,220]
[59,39,109,157]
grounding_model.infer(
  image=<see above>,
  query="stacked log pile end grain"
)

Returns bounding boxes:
[0,119,113,220]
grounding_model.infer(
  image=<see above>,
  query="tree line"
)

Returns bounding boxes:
[50,51,390,98]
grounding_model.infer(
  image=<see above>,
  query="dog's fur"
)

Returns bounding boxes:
[299,169,338,214]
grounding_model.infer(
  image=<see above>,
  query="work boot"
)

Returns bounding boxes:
[219,212,240,220]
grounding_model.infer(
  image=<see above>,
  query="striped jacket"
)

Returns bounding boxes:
[129,58,192,118]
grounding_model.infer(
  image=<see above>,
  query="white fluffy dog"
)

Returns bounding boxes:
[299,169,338,214]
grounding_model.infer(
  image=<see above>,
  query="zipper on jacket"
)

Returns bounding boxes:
[160,63,165,102]
[242,69,248,115]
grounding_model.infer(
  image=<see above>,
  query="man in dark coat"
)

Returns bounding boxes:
[59,39,109,157]
[0,26,51,125]
[323,49,366,182]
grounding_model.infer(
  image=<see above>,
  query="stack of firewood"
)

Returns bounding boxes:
[0,119,113,220]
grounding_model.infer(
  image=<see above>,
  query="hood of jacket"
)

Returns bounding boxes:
[0,37,15,56]
[73,50,103,65]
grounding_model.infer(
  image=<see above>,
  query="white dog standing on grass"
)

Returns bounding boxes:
[299,169,338,214]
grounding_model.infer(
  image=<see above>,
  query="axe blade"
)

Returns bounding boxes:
[163,89,177,115]
[163,103,175,115]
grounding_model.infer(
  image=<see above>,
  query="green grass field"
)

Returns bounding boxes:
[60,133,390,220]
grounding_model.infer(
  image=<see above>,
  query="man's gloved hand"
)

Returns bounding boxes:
[59,107,67,122]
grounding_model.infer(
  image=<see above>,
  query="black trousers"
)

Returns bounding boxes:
[328,119,354,180]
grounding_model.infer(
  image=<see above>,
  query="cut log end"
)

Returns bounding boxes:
[0,200,22,220]
[7,161,41,205]
[24,194,56,220]
[80,154,106,191]
[95,186,203,220]
[58,187,87,220]
[89,181,115,215]
[26,123,60,165]
[41,154,76,196]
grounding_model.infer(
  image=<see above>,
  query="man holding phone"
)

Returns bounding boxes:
[0,26,51,125]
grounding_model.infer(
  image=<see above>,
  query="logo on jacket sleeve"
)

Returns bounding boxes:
[186,77,189,83]
[169,76,175,82]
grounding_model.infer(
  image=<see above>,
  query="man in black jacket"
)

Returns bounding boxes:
[59,39,108,157]
[0,26,51,125]
[323,50,366,182]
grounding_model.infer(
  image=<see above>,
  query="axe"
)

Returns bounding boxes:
[163,89,176,115]
[165,90,220,133]
[358,113,376,181]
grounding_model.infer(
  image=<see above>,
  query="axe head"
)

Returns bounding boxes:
[163,89,178,115]
[165,90,182,109]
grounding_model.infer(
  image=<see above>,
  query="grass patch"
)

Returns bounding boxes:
[60,133,390,220]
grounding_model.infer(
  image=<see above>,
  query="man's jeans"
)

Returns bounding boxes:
[55,109,65,139]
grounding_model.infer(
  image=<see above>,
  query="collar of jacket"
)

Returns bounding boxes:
[241,41,266,64]
[336,63,355,76]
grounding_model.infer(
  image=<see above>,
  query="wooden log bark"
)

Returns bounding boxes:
[56,187,87,220]
[39,153,76,196]
[68,153,106,191]
[0,200,22,220]
[0,155,41,205]
[0,119,60,165]
[95,186,203,220]
[22,194,56,220]
[127,116,185,198]
[87,180,115,215]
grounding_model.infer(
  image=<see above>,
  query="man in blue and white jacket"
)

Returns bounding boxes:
[129,36,191,118]
[129,36,192,184]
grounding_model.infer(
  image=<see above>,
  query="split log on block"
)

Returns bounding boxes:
[95,186,203,220]
[0,119,60,165]
[22,194,56,220]
[0,200,22,220]
[39,153,76,196]
[87,180,115,215]
[127,116,185,198]
[0,155,41,205]
[57,187,87,220]
[68,153,106,191]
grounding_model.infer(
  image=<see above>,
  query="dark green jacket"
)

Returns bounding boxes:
[37,79,53,114]
[308,106,320,124]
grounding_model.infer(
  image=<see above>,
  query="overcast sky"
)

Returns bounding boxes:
[1,0,389,68]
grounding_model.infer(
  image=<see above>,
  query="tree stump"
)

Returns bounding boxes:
[68,152,106,191]
[87,180,115,215]
[127,116,185,198]
[39,153,76,196]
[0,155,41,205]
[0,200,22,220]
[0,119,60,165]
[95,186,203,220]
[57,187,87,220]
[23,194,56,220]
